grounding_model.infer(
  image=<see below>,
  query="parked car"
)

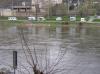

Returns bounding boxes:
[70,16,76,21]
[96,16,100,19]
[80,18,86,22]
[8,17,17,21]
[56,17,62,21]
[28,17,36,20]
[37,17,45,21]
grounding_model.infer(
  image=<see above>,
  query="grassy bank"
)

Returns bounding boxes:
[0,20,100,30]
[0,16,100,23]
[0,20,100,26]
[93,19,100,22]
[0,16,100,29]
[0,20,30,29]
[0,16,89,21]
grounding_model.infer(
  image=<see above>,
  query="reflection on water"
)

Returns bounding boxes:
[0,24,100,74]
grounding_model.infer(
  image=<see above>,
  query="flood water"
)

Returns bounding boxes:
[0,24,100,74]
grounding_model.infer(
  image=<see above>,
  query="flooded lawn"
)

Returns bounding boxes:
[0,24,100,74]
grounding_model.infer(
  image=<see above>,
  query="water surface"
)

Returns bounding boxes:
[0,24,100,74]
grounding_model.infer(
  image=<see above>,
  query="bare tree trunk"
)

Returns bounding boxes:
[33,65,43,74]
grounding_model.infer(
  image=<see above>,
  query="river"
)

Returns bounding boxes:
[0,24,100,74]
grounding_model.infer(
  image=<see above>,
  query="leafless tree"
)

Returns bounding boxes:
[78,0,95,16]
[17,25,67,74]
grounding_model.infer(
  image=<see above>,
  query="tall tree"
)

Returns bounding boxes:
[79,0,95,16]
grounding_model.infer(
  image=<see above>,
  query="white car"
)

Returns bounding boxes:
[37,17,45,21]
[8,17,17,21]
[96,16,100,19]
[70,16,76,21]
[80,18,86,22]
[56,17,62,21]
[28,17,36,20]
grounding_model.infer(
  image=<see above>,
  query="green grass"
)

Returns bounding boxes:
[76,16,89,21]
[0,16,27,20]
[0,20,29,26]
[0,16,8,20]
[93,19,100,22]
[0,20,100,31]
[17,17,27,20]
[46,16,57,21]
[0,20,30,30]
[32,21,63,24]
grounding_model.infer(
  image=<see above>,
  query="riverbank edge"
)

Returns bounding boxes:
[0,20,100,24]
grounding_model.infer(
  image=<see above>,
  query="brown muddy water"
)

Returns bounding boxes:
[0,24,100,74]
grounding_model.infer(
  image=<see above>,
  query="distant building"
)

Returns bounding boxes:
[0,8,12,16]
[0,0,32,16]
[0,0,63,16]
